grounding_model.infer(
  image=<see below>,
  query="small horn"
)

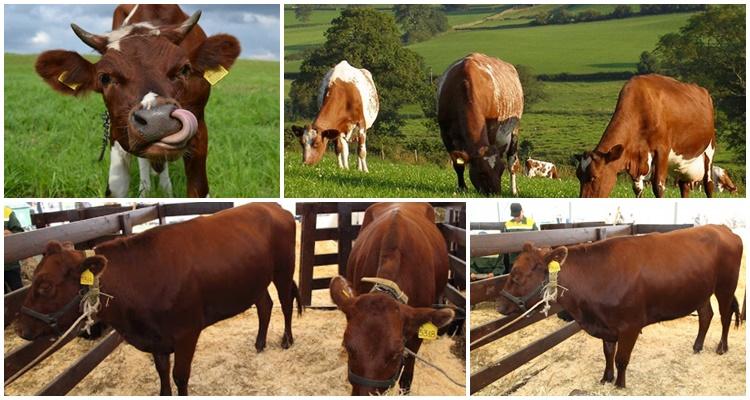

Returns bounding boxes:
[361,277,409,304]
[71,23,108,54]
[175,10,201,38]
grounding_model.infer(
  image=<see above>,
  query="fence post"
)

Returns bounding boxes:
[118,214,132,236]
[337,203,353,276]
[299,204,316,306]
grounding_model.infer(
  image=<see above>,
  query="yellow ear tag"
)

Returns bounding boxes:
[57,71,80,91]
[203,65,229,86]
[80,269,94,286]
[418,322,438,340]
[455,158,465,165]
[548,260,561,273]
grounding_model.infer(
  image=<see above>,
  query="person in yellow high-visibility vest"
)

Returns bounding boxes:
[4,206,24,293]
[501,203,538,272]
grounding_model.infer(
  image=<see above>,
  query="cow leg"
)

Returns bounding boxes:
[254,290,272,352]
[693,299,713,353]
[184,123,209,197]
[153,352,172,395]
[334,136,345,169]
[340,136,350,169]
[357,129,369,173]
[107,142,131,197]
[399,337,422,394]
[600,340,616,383]
[137,157,152,197]
[715,293,734,354]
[650,152,668,198]
[678,180,691,198]
[702,167,714,198]
[152,161,173,197]
[172,333,200,396]
[508,153,518,196]
[632,177,644,198]
[275,282,295,349]
[453,161,467,191]
[614,330,639,388]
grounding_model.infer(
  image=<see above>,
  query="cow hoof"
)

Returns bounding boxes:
[255,341,266,353]
[281,334,294,349]
[693,344,703,353]
[716,344,727,355]
[600,374,614,384]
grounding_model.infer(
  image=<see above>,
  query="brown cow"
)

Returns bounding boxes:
[576,74,716,198]
[35,5,240,197]
[330,203,455,395]
[291,60,379,171]
[437,53,524,195]
[497,225,742,388]
[16,203,300,395]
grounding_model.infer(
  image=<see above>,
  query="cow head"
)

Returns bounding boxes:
[330,276,454,395]
[16,241,107,340]
[576,144,624,197]
[496,243,567,315]
[291,124,340,165]
[469,146,503,194]
[34,11,240,161]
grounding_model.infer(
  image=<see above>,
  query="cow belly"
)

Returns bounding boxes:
[667,144,713,182]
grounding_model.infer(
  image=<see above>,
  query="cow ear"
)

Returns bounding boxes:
[321,129,340,139]
[401,305,455,337]
[44,240,65,255]
[604,145,624,163]
[78,255,108,277]
[192,34,241,73]
[35,50,97,95]
[544,246,568,266]
[330,275,355,314]
[291,125,305,137]
[522,242,534,253]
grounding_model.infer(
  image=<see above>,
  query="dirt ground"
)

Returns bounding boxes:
[471,250,747,396]
[4,222,466,395]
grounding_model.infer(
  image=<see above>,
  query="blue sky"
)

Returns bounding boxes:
[4,4,280,61]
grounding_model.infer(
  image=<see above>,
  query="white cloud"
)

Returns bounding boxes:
[241,12,278,27]
[247,51,277,61]
[30,31,50,45]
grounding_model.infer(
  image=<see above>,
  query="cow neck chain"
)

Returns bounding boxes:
[98,110,110,162]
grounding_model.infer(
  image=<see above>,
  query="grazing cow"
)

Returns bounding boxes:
[437,53,524,195]
[497,225,742,388]
[525,158,558,179]
[330,203,455,395]
[576,74,716,198]
[291,60,379,171]
[35,5,240,197]
[16,203,301,395]
[712,166,738,194]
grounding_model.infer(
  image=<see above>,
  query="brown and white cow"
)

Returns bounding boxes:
[712,166,738,194]
[525,158,558,179]
[437,53,524,195]
[16,203,301,395]
[330,203,454,395]
[576,74,716,198]
[292,60,379,172]
[497,225,742,388]
[35,5,240,197]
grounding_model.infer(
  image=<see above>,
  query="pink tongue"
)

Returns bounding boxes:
[161,109,198,145]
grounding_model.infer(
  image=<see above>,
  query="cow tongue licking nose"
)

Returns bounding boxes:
[131,104,198,147]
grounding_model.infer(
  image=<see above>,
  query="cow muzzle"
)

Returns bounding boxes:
[130,104,198,150]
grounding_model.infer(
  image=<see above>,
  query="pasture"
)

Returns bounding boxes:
[4,54,280,198]
[283,6,745,198]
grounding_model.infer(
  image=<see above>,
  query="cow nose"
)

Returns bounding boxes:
[131,104,181,142]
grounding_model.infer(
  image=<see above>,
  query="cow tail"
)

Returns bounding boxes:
[732,296,741,328]
[292,281,303,316]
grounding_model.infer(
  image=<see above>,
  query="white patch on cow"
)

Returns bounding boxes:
[108,142,131,197]
[633,153,654,194]
[106,22,158,51]
[140,92,158,110]
[475,61,503,111]
[668,142,714,182]
[157,164,173,196]
[137,157,151,196]
[318,60,379,129]
[122,4,139,26]
[484,154,497,169]
[526,158,556,179]
[338,136,349,169]
[580,156,592,171]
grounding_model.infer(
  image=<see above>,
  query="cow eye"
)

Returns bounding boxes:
[179,64,191,77]
[99,73,112,86]
[37,282,52,296]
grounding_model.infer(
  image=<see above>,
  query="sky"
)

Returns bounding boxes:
[4,4,280,61]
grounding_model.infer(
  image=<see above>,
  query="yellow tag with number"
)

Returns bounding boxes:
[418,322,438,340]
[203,65,229,86]
[57,71,80,91]
[80,269,94,286]
[548,260,561,273]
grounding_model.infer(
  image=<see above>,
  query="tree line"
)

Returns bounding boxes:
[532,4,707,26]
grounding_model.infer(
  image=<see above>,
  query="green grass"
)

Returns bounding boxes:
[4,53,279,198]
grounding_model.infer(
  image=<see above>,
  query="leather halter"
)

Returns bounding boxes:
[20,288,86,335]
[500,278,547,312]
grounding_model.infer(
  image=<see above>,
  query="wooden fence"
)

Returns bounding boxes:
[295,202,466,311]
[4,202,232,395]
[469,223,693,394]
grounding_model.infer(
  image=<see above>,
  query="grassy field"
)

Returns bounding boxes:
[284,5,745,198]
[5,54,279,198]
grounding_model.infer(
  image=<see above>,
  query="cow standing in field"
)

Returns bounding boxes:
[437,53,524,195]
[16,203,301,395]
[292,60,379,172]
[35,5,240,197]
[576,74,716,198]
[525,158,559,179]
[330,203,455,395]
[712,166,738,194]
[497,225,743,388]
